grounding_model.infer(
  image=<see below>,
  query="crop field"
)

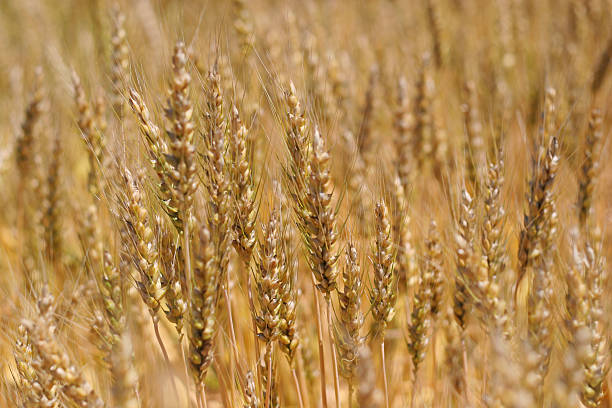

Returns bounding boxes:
[1,1,612,407]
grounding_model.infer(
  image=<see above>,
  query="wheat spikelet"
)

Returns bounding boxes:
[165,41,198,219]
[577,108,603,231]
[481,153,507,281]
[189,224,220,388]
[16,67,43,180]
[14,322,61,407]
[203,64,233,278]
[242,370,261,408]
[453,189,475,331]
[334,241,364,386]
[407,262,432,377]
[389,174,417,295]
[460,80,484,192]
[580,241,609,408]
[369,200,397,340]
[230,105,257,263]
[73,72,104,198]
[43,133,62,265]
[22,289,106,408]
[304,128,339,294]
[122,169,166,318]
[394,76,414,191]
[278,247,299,364]
[424,221,444,320]
[412,57,434,171]
[254,208,283,408]
[517,99,560,284]
[357,65,378,161]
[110,4,128,118]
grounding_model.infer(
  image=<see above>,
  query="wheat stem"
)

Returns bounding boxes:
[152,317,179,402]
[264,342,273,408]
[292,368,305,408]
[296,347,312,408]
[313,279,329,408]
[381,340,389,408]
[326,297,342,408]
[246,264,261,383]
[223,280,241,403]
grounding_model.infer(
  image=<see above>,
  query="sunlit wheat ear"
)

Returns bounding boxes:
[481,152,507,282]
[253,208,282,342]
[394,76,414,191]
[581,241,609,408]
[22,289,106,408]
[188,224,220,390]
[424,221,444,321]
[412,56,434,171]
[389,173,416,296]
[165,41,198,219]
[301,127,339,295]
[277,246,299,365]
[453,189,475,332]
[242,370,261,408]
[229,104,257,263]
[80,204,103,277]
[128,43,198,235]
[254,208,283,408]
[99,251,139,408]
[14,316,60,406]
[110,4,128,118]
[16,67,43,182]
[577,108,603,232]
[284,81,310,196]
[408,259,432,379]
[460,80,484,192]
[73,71,104,198]
[525,131,559,401]
[122,169,166,318]
[202,64,232,277]
[369,200,397,341]
[334,242,364,386]
[99,251,125,346]
[357,65,378,162]
[43,134,62,266]
[517,94,560,286]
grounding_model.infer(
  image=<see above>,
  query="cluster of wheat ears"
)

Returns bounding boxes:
[2,0,612,407]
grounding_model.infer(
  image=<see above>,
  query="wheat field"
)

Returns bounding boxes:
[1,0,612,407]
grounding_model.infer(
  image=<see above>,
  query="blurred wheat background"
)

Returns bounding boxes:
[1,0,612,407]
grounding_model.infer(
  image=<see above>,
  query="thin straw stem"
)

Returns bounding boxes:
[152,317,179,402]
[326,297,341,408]
[382,339,389,408]
[292,368,305,408]
[312,278,329,408]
